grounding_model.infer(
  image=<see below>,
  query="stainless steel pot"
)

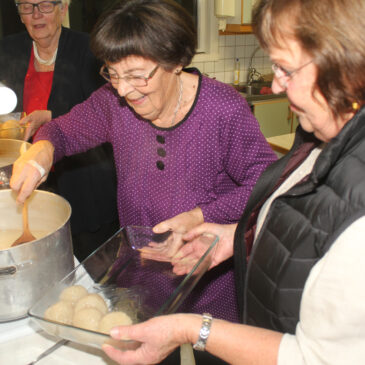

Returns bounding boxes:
[0,139,31,189]
[0,189,74,322]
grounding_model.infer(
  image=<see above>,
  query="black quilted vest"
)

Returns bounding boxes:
[234,107,365,334]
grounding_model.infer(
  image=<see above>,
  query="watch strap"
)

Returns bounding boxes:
[192,313,213,351]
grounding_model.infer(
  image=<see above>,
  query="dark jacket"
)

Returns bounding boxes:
[0,28,118,247]
[0,27,101,117]
[234,107,365,333]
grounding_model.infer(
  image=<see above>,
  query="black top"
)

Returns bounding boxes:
[234,107,365,332]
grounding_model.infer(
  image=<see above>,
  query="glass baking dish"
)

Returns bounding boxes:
[28,225,218,350]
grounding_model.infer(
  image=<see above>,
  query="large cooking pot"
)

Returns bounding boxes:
[0,139,31,189]
[0,189,74,322]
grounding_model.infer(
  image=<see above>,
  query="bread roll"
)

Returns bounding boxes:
[73,307,103,331]
[98,311,133,334]
[60,285,88,305]
[44,300,74,325]
[74,293,108,315]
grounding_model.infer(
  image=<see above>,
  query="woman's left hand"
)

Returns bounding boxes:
[102,314,193,365]
[138,208,204,263]
[20,110,52,141]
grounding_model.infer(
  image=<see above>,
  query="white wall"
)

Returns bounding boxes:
[190,33,272,84]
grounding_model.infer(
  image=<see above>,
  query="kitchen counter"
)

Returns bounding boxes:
[241,92,287,103]
[0,317,115,365]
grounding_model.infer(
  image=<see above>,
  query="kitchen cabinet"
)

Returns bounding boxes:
[220,0,257,34]
[251,97,298,138]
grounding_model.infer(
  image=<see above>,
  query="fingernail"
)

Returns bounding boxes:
[110,327,119,337]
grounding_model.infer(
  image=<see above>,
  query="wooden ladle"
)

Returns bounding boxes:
[11,199,36,247]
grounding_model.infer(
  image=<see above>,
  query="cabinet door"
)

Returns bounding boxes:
[223,0,255,33]
[242,0,254,23]
[225,0,252,25]
[253,99,292,138]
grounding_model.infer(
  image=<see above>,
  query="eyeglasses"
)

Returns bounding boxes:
[271,60,313,88]
[16,1,62,15]
[100,65,159,87]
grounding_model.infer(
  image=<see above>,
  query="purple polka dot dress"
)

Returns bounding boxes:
[35,68,277,322]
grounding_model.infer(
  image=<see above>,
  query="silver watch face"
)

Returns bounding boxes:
[201,327,210,338]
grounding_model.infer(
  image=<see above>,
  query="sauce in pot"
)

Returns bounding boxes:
[0,229,48,250]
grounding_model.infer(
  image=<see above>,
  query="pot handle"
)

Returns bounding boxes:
[0,266,17,276]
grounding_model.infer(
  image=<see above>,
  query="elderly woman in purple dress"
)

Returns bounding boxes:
[10,0,276,323]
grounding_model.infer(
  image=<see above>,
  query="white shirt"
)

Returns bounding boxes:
[279,216,365,364]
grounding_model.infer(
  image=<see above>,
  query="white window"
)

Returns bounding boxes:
[194,0,220,62]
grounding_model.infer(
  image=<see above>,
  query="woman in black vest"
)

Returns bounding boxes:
[99,0,365,364]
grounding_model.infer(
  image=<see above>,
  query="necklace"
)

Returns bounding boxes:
[33,41,58,66]
[171,76,183,126]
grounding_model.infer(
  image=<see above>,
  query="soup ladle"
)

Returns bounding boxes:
[11,198,36,247]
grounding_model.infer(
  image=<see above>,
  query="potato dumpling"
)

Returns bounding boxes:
[98,311,133,335]
[0,120,20,139]
[73,307,103,331]
[44,300,74,325]
[74,293,108,315]
[60,285,88,305]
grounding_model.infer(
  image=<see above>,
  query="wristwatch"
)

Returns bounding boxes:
[192,313,213,351]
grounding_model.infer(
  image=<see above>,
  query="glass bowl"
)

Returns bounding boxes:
[0,113,25,140]
[28,226,218,350]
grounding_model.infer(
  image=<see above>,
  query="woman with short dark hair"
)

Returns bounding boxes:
[11,0,275,327]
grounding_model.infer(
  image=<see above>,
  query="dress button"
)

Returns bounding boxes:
[156,160,165,170]
[157,147,166,157]
[156,135,165,144]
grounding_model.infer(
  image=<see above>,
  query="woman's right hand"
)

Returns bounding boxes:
[102,313,197,365]
[20,110,52,141]
[171,223,237,275]
[10,140,54,204]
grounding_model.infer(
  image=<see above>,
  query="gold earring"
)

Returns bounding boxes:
[175,69,182,75]
[352,102,359,111]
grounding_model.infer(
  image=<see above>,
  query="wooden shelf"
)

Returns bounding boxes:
[219,24,253,35]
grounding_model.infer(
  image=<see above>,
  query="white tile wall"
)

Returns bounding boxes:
[190,34,272,85]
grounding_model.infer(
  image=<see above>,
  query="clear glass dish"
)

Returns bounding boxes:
[28,226,218,350]
[0,113,25,140]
